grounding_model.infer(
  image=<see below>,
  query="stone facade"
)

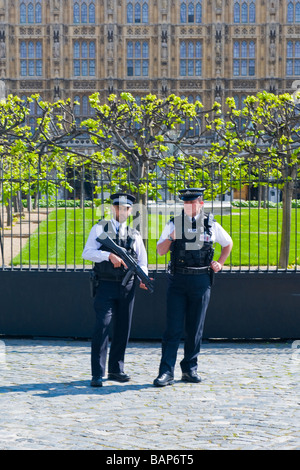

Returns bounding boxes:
[0,0,299,113]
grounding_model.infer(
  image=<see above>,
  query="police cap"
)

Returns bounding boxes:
[178,187,205,201]
[110,192,136,207]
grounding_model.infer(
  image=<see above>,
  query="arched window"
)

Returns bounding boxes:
[180,1,202,23]
[195,2,202,23]
[241,3,248,22]
[142,2,148,23]
[249,2,255,22]
[135,2,141,23]
[180,2,187,22]
[28,3,34,23]
[127,40,149,76]
[74,41,80,58]
[188,2,194,22]
[28,41,34,58]
[73,41,95,76]
[195,41,202,57]
[188,42,194,58]
[36,41,42,58]
[249,41,255,58]
[82,96,89,116]
[127,3,133,23]
[142,42,149,57]
[234,2,240,22]
[233,41,240,58]
[180,42,187,58]
[288,2,293,21]
[74,1,95,24]
[127,41,133,58]
[20,1,43,24]
[135,42,141,58]
[20,42,27,58]
[74,96,81,116]
[81,3,87,23]
[296,2,300,21]
[180,40,202,76]
[241,41,247,58]
[82,41,88,58]
[35,3,42,23]
[287,41,293,58]
[20,3,27,23]
[234,0,256,23]
[287,1,300,22]
[89,42,95,58]
[89,3,95,23]
[233,40,255,76]
[74,3,80,23]
[20,41,43,77]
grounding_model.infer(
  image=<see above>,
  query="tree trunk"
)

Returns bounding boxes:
[6,199,12,226]
[27,194,32,212]
[33,192,39,210]
[279,181,293,269]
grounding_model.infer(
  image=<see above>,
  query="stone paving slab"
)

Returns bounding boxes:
[0,338,299,451]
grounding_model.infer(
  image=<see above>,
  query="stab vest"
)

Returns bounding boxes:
[170,211,215,270]
[93,219,138,280]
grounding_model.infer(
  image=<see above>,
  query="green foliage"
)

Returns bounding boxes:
[1,91,299,268]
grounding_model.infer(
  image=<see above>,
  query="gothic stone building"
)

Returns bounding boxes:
[1,0,300,120]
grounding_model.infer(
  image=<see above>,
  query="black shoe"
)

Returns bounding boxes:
[90,377,103,387]
[153,372,174,387]
[107,372,130,382]
[181,371,201,383]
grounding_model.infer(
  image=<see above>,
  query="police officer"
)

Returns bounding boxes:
[153,188,233,387]
[82,193,148,387]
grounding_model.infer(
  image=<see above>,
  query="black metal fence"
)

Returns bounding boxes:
[0,160,299,273]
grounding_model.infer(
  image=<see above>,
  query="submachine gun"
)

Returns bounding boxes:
[96,234,154,294]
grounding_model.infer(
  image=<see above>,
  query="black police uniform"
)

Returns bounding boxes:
[91,219,138,381]
[155,188,214,385]
[83,193,143,386]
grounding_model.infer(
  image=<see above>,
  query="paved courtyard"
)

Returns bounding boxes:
[0,338,299,450]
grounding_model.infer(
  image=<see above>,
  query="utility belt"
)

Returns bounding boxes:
[168,262,215,285]
[172,266,211,275]
[89,270,135,297]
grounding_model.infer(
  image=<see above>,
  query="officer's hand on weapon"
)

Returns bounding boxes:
[139,278,154,290]
[109,253,128,269]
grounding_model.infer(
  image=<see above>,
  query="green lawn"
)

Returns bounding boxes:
[12,208,300,268]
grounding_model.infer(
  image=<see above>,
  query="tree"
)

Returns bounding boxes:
[0,94,82,225]
[79,92,215,237]
[207,91,300,269]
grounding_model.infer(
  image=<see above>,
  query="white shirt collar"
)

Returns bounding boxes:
[188,213,201,222]
[112,218,127,232]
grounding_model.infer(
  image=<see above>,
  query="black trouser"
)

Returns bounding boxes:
[91,278,136,378]
[158,272,211,376]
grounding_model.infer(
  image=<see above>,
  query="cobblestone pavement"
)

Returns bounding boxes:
[0,338,299,451]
